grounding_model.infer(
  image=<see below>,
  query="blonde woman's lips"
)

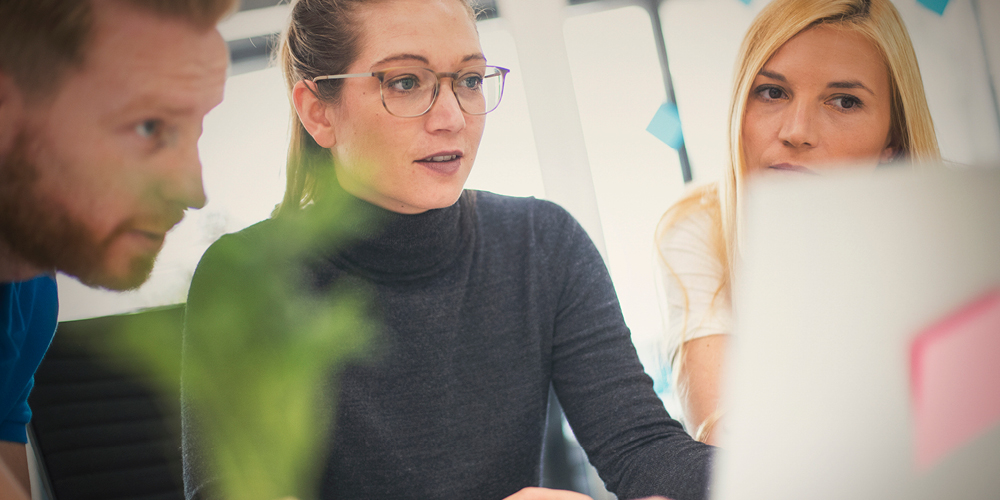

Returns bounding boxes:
[768,163,818,175]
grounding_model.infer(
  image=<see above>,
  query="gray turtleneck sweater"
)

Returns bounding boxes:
[182,190,713,500]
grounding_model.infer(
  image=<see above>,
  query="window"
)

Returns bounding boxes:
[564,4,683,375]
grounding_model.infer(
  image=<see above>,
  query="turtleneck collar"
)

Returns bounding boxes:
[314,186,477,282]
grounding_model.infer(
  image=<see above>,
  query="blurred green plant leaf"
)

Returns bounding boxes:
[91,165,379,500]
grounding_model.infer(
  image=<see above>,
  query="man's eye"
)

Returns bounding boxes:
[136,119,162,138]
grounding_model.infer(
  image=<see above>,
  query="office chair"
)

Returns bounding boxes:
[28,305,186,500]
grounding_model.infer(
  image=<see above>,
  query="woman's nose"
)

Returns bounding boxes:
[777,101,817,149]
[424,82,467,133]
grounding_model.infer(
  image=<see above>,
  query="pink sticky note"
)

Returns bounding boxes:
[910,288,1000,471]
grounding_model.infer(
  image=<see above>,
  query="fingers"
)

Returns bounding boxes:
[502,487,593,500]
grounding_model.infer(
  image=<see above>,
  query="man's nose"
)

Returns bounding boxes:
[162,142,207,210]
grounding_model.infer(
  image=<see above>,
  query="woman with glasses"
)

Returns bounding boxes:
[656,0,941,446]
[182,0,712,499]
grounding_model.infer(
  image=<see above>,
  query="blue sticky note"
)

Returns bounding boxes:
[647,102,684,150]
[652,362,673,397]
[917,0,949,15]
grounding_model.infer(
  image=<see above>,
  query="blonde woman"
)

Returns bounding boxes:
[656,0,941,445]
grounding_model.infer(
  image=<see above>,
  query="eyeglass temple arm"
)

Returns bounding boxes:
[311,72,376,82]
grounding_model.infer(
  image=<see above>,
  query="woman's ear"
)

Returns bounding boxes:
[292,80,337,148]
[879,144,897,164]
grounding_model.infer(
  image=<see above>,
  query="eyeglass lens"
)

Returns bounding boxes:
[380,66,505,117]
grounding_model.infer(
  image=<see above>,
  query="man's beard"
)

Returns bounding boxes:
[0,129,156,290]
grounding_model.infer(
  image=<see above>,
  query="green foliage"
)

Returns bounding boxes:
[93,171,378,500]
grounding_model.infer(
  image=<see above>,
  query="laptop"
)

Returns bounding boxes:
[710,165,1000,499]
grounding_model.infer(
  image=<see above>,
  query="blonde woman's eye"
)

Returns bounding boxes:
[829,95,863,111]
[755,85,786,101]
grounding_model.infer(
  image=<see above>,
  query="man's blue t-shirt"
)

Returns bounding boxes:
[1,275,58,443]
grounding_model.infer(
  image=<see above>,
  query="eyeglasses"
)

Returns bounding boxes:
[311,65,509,118]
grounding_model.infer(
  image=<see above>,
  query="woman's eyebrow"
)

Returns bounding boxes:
[828,80,876,95]
[372,53,430,67]
[758,68,876,96]
[758,69,786,82]
[371,53,487,68]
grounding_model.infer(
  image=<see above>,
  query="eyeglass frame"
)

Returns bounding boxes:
[310,65,510,118]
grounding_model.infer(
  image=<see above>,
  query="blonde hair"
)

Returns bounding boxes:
[275,0,476,217]
[657,0,941,364]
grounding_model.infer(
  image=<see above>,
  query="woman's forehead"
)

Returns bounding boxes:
[762,24,887,87]
[353,0,482,69]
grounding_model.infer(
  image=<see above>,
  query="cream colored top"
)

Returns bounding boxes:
[655,209,733,369]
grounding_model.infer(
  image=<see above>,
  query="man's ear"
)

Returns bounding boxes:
[0,71,27,154]
[292,80,337,148]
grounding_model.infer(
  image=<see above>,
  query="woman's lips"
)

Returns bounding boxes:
[415,151,463,175]
[768,163,818,175]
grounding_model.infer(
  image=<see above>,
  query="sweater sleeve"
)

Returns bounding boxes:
[543,203,714,500]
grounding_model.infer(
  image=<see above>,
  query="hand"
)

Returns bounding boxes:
[503,487,592,500]
[502,489,672,500]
